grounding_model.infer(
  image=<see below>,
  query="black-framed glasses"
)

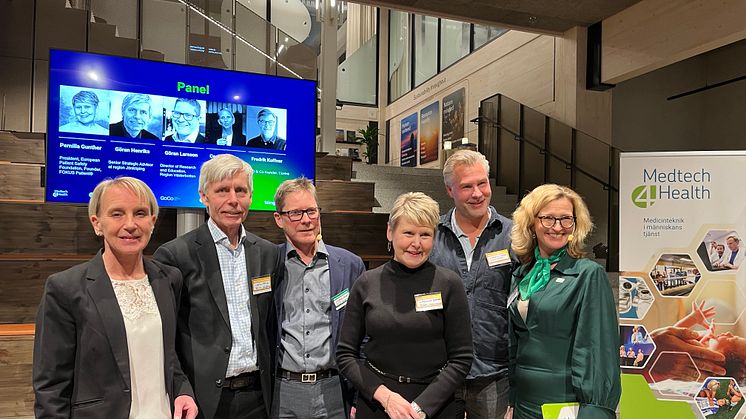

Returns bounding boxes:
[537,215,575,229]
[280,207,321,221]
[172,111,196,121]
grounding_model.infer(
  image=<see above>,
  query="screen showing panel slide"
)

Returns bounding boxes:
[46,49,317,210]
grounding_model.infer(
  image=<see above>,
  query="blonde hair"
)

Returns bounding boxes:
[442,149,490,187]
[510,184,592,264]
[199,154,253,196]
[88,176,159,219]
[274,177,318,211]
[389,192,440,231]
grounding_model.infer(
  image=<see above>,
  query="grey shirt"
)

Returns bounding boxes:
[279,240,333,372]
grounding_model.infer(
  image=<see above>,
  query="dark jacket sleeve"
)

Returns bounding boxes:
[413,271,473,416]
[335,275,385,402]
[33,275,76,418]
[166,265,195,400]
[571,262,621,419]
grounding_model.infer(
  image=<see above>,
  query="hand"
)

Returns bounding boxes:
[174,395,198,419]
[504,406,514,419]
[350,406,356,419]
[373,385,419,419]
[648,326,725,380]
[676,301,716,329]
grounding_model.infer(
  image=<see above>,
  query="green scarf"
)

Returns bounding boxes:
[518,246,567,300]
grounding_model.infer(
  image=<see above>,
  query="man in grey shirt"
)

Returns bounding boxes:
[272,177,365,418]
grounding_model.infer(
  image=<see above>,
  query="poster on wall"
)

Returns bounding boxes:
[442,88,465,144]
[419,101,439,165]
[619,151,746,418]
[400,113,418,167]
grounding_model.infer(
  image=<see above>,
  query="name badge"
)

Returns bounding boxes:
[332,288,350,310]
[415,292,443,312]
[485,249,511,267]
[507,287,520,307]
[251,276,272,295]
[555,277,566,283]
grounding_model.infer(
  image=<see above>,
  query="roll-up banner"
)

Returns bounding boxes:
[619,151,746,418]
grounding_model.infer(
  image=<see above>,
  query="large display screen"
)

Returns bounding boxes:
[46,49,317,210]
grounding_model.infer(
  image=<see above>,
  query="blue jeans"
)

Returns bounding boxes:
[454,376,510,419]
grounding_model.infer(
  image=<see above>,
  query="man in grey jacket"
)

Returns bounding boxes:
[429,149,515,419]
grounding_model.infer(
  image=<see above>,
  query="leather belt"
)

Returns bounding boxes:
[278,368,337,383]
[224,371,261,390]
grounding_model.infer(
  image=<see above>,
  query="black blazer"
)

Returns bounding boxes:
[109,120,158,139]
[164,133,208,144]
[153,223,281,419]
[32,251,193,418]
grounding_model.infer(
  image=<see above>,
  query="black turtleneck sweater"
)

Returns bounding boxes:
[336,260,473,418]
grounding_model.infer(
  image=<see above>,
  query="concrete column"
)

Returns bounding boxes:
[318,0,339,153]
[176,208,204,236]
[377,8,389,165]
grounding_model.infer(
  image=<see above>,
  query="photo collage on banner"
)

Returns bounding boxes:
[619,151,746,418]
[400,112,418,167]
[59,85,289,151]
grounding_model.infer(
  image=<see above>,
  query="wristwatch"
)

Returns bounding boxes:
[411,402,426,419]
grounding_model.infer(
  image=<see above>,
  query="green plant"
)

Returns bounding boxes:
[355,125,379,163]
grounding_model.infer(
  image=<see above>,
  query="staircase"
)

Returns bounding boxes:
[351,162,518,217]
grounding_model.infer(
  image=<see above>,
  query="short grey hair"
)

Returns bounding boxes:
[443,149,490,187]
[88,176,159,219]
[388,192,439,231]
[174,98,201,116]
[199,154,253,196]
[121,93,152,115]
[72,90,99,107]
[274,177,318,212]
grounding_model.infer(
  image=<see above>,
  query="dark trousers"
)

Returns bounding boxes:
[214,382,266,418]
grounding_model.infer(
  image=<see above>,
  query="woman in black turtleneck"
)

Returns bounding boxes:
[336,192,473,419]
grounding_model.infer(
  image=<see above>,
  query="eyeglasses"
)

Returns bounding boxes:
[537,215,575,229]
[258,119,276,126]
[172,111,196,121]
[279,207,321,221]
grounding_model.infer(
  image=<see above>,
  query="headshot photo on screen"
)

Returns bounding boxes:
[204,102,247,146]
[58,86,110,135]
[163,97,207,144]
[108,92,163,139]
[245,106,287,151]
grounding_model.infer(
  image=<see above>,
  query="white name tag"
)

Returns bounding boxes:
[415,292,443,312]
[332,288,350,310]
[251,276,272,295]
[507,287,520,307]
[555,277,566,283]
[486,249,511,267]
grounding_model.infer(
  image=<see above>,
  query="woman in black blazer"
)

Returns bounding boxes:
[32,177,198,419]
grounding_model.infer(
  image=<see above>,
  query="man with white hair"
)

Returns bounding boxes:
[155,154,280,418]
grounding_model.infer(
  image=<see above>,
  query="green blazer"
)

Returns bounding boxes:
[508,252,621,419]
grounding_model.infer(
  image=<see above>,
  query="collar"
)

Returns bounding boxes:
[440,206,500,234]
[174,130,200,143]
[286,239,328,259]
[207,218,246,246]
[514,250,585,278]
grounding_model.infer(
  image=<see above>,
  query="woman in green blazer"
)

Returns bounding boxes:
[504,184,620,419]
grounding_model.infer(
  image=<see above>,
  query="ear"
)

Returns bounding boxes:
[386,223,393,243]
[273,212,284,229]
[90,214,101,236]
[199,191,209,208]
[445,183,454,198]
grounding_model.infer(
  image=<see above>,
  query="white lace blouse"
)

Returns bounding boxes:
[111,276,171,419]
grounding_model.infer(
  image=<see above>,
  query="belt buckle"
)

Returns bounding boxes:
[230,377,248,389]
[301,373,317,383]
